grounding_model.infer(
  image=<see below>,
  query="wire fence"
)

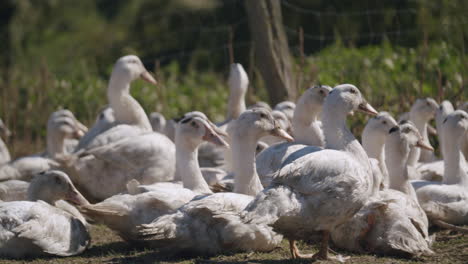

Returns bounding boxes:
[139,0,466,67]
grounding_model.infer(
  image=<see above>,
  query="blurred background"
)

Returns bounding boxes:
[0,0,467,156]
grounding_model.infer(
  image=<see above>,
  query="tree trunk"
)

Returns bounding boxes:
[245,0,296,105]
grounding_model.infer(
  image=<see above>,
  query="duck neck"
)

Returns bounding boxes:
[362,128,388,184]
[107,73,152,131]
[443,134,468,186]
[46,131,66,159]
[322,110,369,165]
[408,113,428,165]
[231,133,263,196]
[227,90,246,120]
[292,102,324,145]
[292,100,320,128]
[27,184,56,205]
[175,139,212,194]
[386,138,418,201]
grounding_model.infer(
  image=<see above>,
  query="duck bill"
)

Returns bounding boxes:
[357,102,378,116]
[140,71,158,85]
[427,124,437,136]
[416,140,434,152]
[66,188,90,206]
[76,121,88,134]
[202,123,230,148]
[271,127,294,142]
[73,129,85,139]
[208,121,229,138]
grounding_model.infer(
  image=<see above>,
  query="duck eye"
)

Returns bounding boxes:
[260,113,266,118]
[350,89,357,94]
[426,102,430,106]
[382,121,387,125]
[190,121,198,128]
[319,90,324,95]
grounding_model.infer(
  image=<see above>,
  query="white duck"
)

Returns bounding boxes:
[49,109,88,154]
[274,100,296,122]
[416,100,455,181]
[413,110,468,226]
[436,100,455,159]
[78,115,228,241]
[64,130,176,201]
[0,118,11,165]
[255,85,331,186]
[61,57,177,201]
[220,63,248,126]
[196,63,248,169]
[331,121,433,257]
[130,111,231,190]
[75,106,115,150]
[137,109,293,255]
[0,170,90,258]
[291,85,331,146]
[75,55,158,150]
[362,112,398,188]
[0,112,83,182]
[259,110,291,146]
[239,84,378,261]
[407,98,439,165]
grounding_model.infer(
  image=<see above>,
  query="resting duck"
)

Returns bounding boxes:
[78,115,228,241]
[0,111,83,182]
[61,56,177,201]
[0,170,90,258]
[75,55,159,150]
[137,108,292,255]
[331,121,433,257]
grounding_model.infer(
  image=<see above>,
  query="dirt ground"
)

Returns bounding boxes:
[0,224,466,264]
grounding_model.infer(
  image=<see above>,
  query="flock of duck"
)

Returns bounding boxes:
[0,55,467,261]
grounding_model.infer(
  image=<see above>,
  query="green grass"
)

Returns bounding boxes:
[0,225,465,264]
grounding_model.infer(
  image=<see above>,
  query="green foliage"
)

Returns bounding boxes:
[2,41,466,155]
[0,0,467,156]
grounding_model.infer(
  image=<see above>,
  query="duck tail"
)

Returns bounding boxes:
[78,203,127,220]
[136,212,182,245]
